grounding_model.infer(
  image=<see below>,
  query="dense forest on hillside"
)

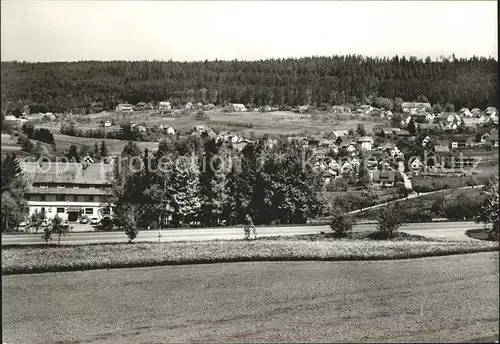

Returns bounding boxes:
[1,55,498,114]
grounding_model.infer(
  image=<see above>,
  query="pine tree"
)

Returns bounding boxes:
[94,142,100,158]
[168,158,201,226]
[1,152,23,193]
[100,140,109,158]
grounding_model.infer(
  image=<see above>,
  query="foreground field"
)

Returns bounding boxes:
[2,252,498,343]
[2,236,498,275]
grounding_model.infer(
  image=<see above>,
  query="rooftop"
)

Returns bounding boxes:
[21,162,114,185]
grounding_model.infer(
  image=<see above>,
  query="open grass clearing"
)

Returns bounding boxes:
[2,235,498,275]
[37,110,384,137]
[53,134,159,155]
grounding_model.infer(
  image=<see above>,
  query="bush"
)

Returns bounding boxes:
[375,203,408,239]
[406,210,433,223]
[98,216,113,231]
[326,177,349,192]
[444,193,480,220]
[329,208,354,236]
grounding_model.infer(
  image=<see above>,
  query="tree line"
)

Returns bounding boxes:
[111,135,328,230]
[1,55,497,115]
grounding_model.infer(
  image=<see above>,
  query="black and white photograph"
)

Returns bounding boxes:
[1,1,499,343]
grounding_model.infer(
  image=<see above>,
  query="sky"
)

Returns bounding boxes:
[1,1,497,62]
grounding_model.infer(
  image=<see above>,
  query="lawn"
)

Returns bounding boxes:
[2,235,498,275]
[53,134,159,155]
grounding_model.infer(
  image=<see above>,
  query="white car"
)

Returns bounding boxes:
[18,219,30,227]
[90,217,100,225]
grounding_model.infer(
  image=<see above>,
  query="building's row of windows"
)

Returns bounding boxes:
[37,184,99,189]
[42,207,95,214]
[27,195,98,202]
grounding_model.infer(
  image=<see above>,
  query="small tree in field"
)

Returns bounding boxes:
[30,209,46,233]
[375,202,407,239]
[41,223,52,244]
[51,214,69,244]
[329,208,354,236]
[114,203,139,242]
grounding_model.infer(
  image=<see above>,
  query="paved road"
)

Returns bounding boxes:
[1,221,482,245]
[2,252,498,343]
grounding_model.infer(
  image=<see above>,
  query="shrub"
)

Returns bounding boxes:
[375,203,407,238]
[430,194,447,217]
[329,208,354,236]
[326,177,349,192]
[406,210,433,223]
[444,192,480,221]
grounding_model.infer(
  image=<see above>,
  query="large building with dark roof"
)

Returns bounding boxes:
[21,161,114,223]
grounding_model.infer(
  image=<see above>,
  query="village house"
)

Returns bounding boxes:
[382,128,395,138]
[434,145,451,165]
[459,108,473,118]
[450,135,471,149]
[159,101,172,113]
[135,102,147,111]
[395,129,411,139]
[131,123,147,133]
[228,103,247,112]
[319,138,335,147]
[165,126,175,135]
[357,105,373,113]
[296,105,311,114]
[371,170,396,187]
[356,136,374,152]
[336,135,351,148]
[115,103,133,112]
[21,161,114,224]
[471,108,482,117]
[485,107,498,117]
[383,110,394,119]
[331,129,349,141]
[204,103,216,111]
[3,115,28,128]
[402,102,432,114]
[462,118,481,129]
[425,113,436,123]
[99,119,113,127]
[307,136,322,147]
[331,105,346,113]
[488,111,499,125]
[230,134,240,144]
[433,112,449,123]
[193,124,207,134]
[158,101,172,113]
[260,105,272,112]
[409,157,423,175]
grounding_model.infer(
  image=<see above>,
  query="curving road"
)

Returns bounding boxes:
[1,221,481,245]
[2,252,498,343]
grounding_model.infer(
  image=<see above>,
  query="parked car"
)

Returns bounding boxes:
[62,219,69,228]
[90,217,100,225]
[18,219,30,228]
